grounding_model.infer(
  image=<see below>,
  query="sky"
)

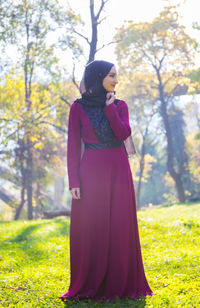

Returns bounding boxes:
[63,0,200,78]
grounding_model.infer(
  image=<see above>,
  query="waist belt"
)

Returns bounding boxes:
[84,141,123,149]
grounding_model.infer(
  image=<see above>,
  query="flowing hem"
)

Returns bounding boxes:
[59,290,155,303]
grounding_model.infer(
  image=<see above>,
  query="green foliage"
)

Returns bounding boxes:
[187,68,200,94]
[0,74,68,159]
[0,0,82,78]
[115,5,199,204]
[115,5,196,96]
[0,0,58,70]
[186,132,200,187]
[0,74,78,216]
[0,203,200,307]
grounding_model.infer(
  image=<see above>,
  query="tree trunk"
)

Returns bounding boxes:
[15,160,26,220]
[175,175,186,203]
[54,175,64,210]
[88,0,98,63]
[24,14,34,220]
[156,67,185,202]
[26,138,33,220]
[15,186,25,220]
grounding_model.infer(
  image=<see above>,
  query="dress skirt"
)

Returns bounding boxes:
[59,144,153,302]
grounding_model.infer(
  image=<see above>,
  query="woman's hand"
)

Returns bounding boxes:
[70,188,81,199]
[105,92,116,106]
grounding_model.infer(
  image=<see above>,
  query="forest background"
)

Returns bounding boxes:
[0,0,200,221]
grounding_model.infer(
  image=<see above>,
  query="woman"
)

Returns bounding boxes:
[59,60,154,303]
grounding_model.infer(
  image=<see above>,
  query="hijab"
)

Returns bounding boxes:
[76,60,118,144]
[76,60,137,156]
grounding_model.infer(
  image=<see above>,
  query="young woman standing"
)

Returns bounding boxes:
[59,60,154,303]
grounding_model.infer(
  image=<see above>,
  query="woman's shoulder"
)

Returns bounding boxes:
[115,98,128,108]
[70,100,82,111]
[68,100,82,120]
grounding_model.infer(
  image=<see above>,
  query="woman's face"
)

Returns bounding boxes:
[102,66,118,92]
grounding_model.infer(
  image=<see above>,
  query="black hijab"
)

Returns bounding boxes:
[76,60,119,144]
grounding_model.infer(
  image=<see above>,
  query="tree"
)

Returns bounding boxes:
[186,132,200,197]
[65,0,111,64]
[117,70,159,208]
[0,73,78,219]
[59,0,118,89]
[115,5,196,202]
[0,0,79,219]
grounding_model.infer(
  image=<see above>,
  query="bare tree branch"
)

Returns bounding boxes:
[0,117,18,123]
[70,0,110,82]
[71,28,90,44]
[39,120,67,133]
[59,96,71,107]
[158,54,166,70]
[96,0,109,21]
[0,150,11,155]
[96,39,121,53]
[96,16,107,25]
[3,129,18,142]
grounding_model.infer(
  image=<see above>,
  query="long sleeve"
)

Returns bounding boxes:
[104,100,131,141]
[67,102,82,190]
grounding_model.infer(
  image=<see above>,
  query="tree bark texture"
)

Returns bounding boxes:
[156,67,186,202]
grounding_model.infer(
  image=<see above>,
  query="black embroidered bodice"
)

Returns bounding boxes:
[80,99,120,145]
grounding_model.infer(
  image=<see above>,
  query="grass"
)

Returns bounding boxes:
[0,202,200,307]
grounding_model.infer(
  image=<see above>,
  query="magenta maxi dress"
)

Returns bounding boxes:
[59,99,154,302]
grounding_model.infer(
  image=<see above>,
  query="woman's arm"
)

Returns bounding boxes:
[104,100,131,141]
[67,102,82,190]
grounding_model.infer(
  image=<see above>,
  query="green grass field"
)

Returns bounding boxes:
[0,202,200,307]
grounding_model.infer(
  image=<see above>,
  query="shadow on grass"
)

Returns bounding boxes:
[10,223,47,243]
[61,296,147,307]
[1,218,70,244]
[0,219,70,267]
[54,218,71,236]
